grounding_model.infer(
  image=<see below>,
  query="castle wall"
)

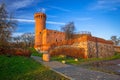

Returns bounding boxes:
[86,36,114,58]
[41,34,114,58]
[65,35,114,58]
[87,41,114,58]
[72,42,88,58]
[40,29,65,52]
[42,29,65,44]
[114,46,120,52]
[34,12,115,58]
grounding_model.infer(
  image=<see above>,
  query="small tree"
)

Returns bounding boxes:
[12,36,21,48]
[61,22,75,40]
[21,33,34,48]
[111,36,120,45]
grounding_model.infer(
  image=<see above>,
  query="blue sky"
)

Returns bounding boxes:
[1,0,120,39]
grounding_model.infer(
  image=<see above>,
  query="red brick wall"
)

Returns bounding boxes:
[42,29,65,44]
[114,46,120,52]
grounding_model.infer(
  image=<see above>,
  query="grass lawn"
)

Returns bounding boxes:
[51,55,81,64]
[51,52,120,65]
[0,55,69,80]
[30,48,42,57]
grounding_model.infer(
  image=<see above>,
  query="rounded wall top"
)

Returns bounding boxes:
[34,12,46,19]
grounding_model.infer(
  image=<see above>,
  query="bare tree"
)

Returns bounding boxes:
[12,36,22,48]
[12,33,34,49]
[21,33,34,48]
[111,36,120,45]
[0,3,17,47]
[61,22,75,40]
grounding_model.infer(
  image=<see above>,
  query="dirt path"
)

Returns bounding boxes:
[31,56,120,80]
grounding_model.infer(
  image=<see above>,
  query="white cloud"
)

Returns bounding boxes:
[12,32,24,37]
[40,8,46,13]
[90,0,120,11]
[12,18,34,23]
[49,6,71,12]
[36,8,46,13]
[13,18,65,25]
[46,21,65,25]
[10,0,34,9]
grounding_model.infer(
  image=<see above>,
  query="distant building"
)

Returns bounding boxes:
[34,12,115,58]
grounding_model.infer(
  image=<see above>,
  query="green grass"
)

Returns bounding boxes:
[29,48,42,57]
[51,56,81,65]
[51,56,103,65]
[51,52,120,65]
[0,55,69,80]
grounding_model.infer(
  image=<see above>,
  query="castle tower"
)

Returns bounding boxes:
[34,12,46,48]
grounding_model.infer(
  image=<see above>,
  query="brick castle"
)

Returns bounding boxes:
[34,12,116,58]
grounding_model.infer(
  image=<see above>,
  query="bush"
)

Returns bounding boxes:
[14,48,31,57]
[49,47,85,58]
[0,48,31,57]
